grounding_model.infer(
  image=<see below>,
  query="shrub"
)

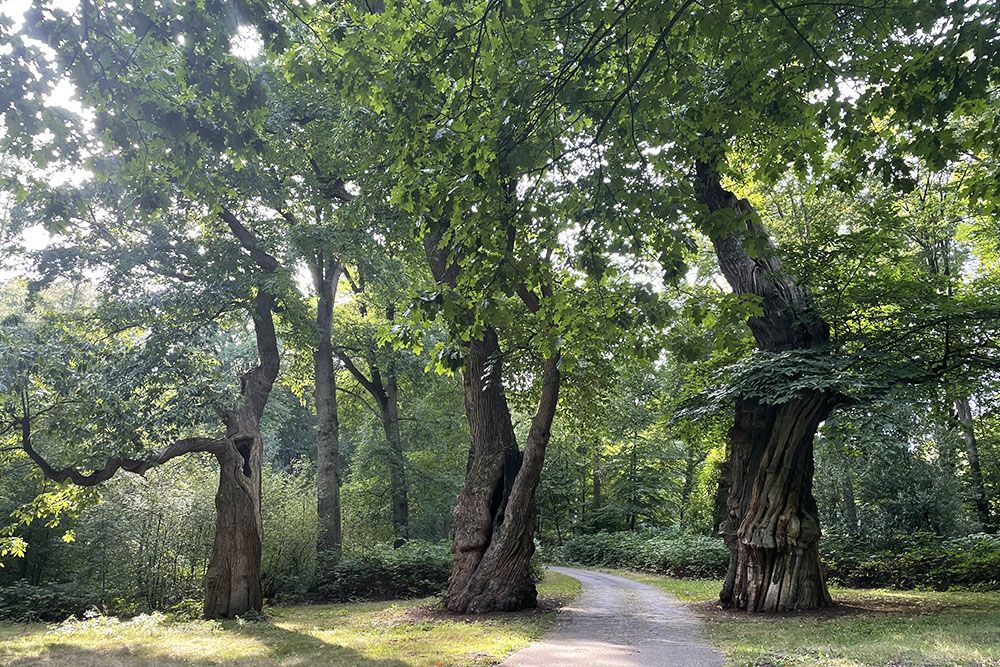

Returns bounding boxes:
[557,529,729,578]
[311,540,453,602]
[823,532,1000,591]
[0,582,99,622]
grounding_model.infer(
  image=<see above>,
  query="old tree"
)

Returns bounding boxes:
[2,0,998,618]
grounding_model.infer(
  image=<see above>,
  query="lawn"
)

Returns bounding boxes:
[0,571,581,667]
[620,571,1000,667]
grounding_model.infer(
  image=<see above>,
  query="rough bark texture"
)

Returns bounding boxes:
[695,158,833,612]
[203,289,279,618]
[954,396,993,531]
[204,407,264,619]
[422,209,560,613]
[446,329,560,612]
[312,256,343,553]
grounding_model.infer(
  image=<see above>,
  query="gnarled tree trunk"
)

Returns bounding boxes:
[204,288,279,618]
[695,158,834,611]
[204,407,264,618]
[446,329,560,612]
[719,395,833,611]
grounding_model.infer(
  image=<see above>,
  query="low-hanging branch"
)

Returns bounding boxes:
[20,412,228,487]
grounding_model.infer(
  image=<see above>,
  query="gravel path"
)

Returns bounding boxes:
[502,567,725,667]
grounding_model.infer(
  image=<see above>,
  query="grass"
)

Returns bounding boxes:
[614,570,1000,667]
[0,571,582,667]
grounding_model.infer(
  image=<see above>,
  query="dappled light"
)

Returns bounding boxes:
[1,0,998,665]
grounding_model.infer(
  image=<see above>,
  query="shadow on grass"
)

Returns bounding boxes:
[6,619,413,667]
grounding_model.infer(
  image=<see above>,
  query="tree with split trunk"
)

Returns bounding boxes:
[422,216,562,612]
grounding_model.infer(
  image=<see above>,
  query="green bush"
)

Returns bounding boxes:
[310,540,453,602]
[0,582,99,622]
[823,532,1000,591]
[557,529,729,578]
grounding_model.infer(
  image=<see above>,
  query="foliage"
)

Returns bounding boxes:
[823,533,1000,591]
[310,541,453,603]
[0,581,97,622]
[557,530,729,579]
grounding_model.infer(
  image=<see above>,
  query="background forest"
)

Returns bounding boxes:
[0,0,999,628]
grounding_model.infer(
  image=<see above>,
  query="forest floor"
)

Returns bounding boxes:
[616,571,1000,667]
[0,572,581,666]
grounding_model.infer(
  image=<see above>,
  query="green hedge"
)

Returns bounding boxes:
[310,540,453,603]
[556,530,729,578]
[823,532,1000,591]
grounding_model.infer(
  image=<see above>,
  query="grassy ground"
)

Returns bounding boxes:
[0,571,581,667]
[619,571,1000,667]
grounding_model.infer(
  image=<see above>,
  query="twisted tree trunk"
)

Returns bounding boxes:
[204,407,263,618]
[695,159,834,612]
[446,329,560,612]
[422,199,560,613]
[203,289,279,618]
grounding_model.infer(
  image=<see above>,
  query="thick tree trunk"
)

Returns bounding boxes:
[445,329,560,613]
[954,397,993,531]
[719,395,833,612]
[312,257,343,553]
[381,365,410,545]
[204,407,264,619]
[695,158,834,611]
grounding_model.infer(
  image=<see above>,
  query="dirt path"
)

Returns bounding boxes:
[502,567,725,667]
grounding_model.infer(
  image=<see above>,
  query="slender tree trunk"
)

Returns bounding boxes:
[679,447,699,522]
[954,396,993,531]
[628,441,638,531]
[841,467,860,536]
[695,158,834,611]
[312,257,343,553]
[445,329,560,613]
[592,447,602,511]
[381,364,410,546]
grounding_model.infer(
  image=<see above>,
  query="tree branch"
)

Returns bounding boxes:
[219,206,282,274]
[21,418,227,487]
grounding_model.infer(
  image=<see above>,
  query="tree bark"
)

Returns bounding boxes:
[695,158,834,612]
[312,255,343,553]
[422,204,560,613]
[446,329,560,612]
[381,363,410,545]
[954,396,993,532]
[203,407,263,618]
[841,466,860,536]
[592,448,602,511]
